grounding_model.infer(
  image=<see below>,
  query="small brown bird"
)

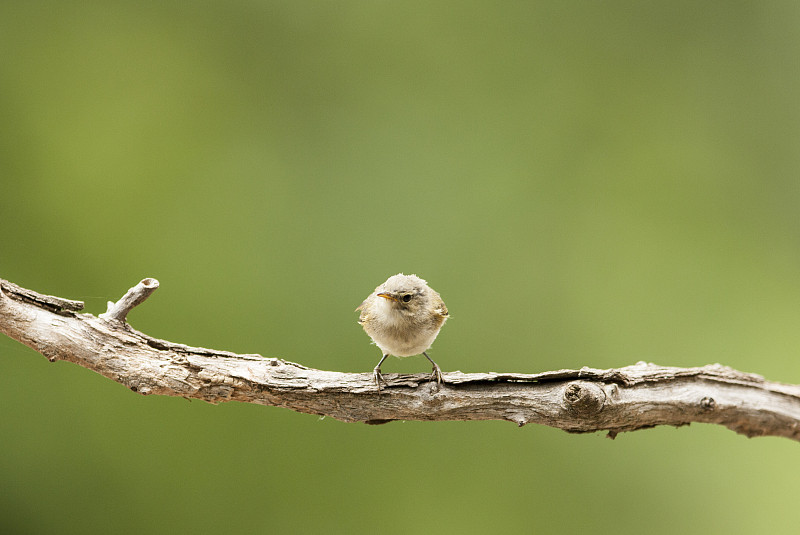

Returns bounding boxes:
[356,273,449,391]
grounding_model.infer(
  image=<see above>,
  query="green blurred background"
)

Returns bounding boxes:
[2,1,799,533]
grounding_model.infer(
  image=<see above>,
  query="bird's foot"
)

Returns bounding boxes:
[429,363,444,385]
[373,366,388,393]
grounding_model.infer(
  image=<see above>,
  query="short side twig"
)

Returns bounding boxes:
[100,278,159,322]
[2,276,800,442]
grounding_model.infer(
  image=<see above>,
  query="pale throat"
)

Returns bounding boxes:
[376,297,409,325]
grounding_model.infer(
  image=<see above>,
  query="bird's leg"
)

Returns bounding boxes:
[423,352,444,384]
[373,354,389,393]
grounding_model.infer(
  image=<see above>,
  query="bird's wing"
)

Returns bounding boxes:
[356,299,369,324]
[433,295,449,318]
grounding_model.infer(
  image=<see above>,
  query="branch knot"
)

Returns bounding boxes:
[563,381,606,415]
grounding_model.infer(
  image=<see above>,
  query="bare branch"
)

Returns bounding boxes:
[2,277,800,441]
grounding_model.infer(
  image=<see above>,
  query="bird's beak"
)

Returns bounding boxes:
[377,292,398,302]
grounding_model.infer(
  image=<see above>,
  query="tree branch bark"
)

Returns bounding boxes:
[2,277,799,441]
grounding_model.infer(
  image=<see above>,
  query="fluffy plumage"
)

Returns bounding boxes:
[357,273,449,390]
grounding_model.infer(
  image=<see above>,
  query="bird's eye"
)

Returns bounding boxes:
[402,294,412,303]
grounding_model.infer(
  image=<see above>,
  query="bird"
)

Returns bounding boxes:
[356,273,449,391]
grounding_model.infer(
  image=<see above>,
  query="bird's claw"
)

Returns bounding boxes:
[429,364,444,385]
[373,367,388,394]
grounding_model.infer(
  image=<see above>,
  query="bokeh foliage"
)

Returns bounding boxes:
[2,1,799,533]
